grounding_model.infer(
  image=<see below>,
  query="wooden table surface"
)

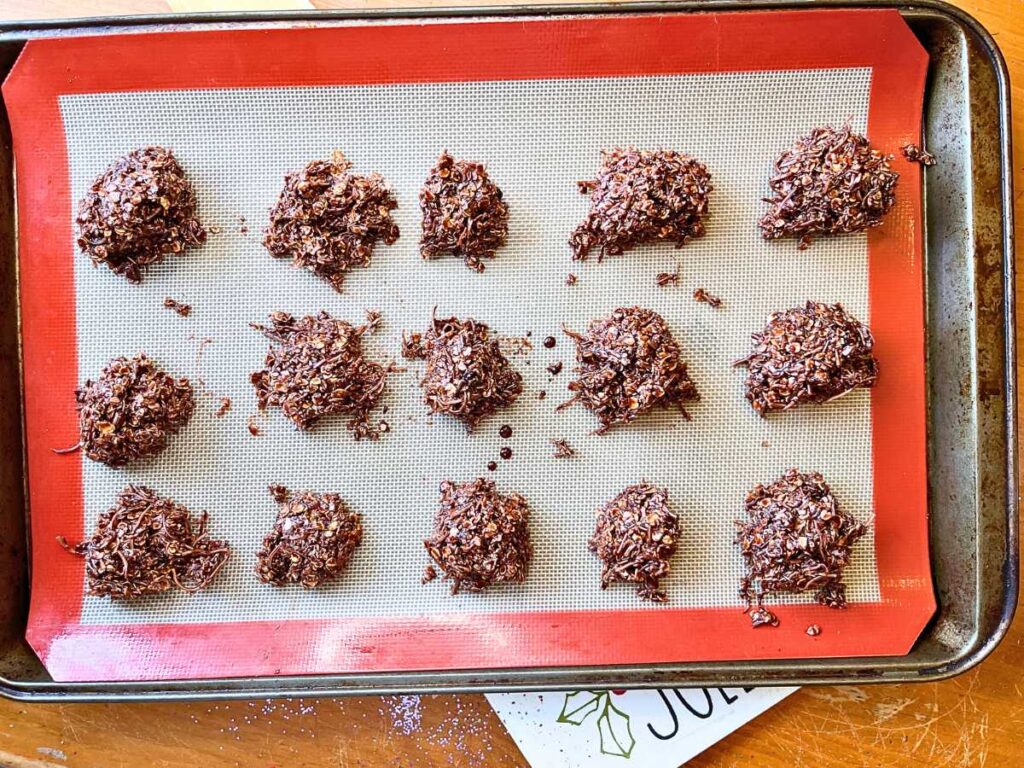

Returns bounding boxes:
[0,0,1020,766]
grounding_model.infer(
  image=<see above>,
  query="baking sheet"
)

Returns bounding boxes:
[4,10,934,681]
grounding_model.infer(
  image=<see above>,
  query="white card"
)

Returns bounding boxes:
[487,686,797,766]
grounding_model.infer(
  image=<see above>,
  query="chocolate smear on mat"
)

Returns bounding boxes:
[589,483,679,602]
[251,310,387,438]
[419,151,509,272]
[256,485,363,588]
[75,146,206,282]
[76,353,194,467]
[570,148,711,261]
[263,151,398,291]
[163,297,192,317]
[735,301,878,415]
[736,469,866,627]
[692,287,722,308]
[59,485,229,599]
[424,478,531,594]
[560,306,698,433]
[759,125,898,244]
[403,315,522,430]
[901,143,937,166]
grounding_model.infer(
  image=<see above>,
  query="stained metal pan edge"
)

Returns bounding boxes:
[0,0,1014,700]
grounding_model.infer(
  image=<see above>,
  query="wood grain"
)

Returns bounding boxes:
[0,0,1020,766]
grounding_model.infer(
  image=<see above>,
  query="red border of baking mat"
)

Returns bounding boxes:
[3,9,933,683]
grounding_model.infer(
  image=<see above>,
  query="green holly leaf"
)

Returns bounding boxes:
[597,697,635,758]
[556,690,604,725]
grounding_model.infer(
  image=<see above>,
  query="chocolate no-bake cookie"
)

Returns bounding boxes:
[560,306,698,433]
[75,146,206,282]
[735,301,878,415]
[736,469,866,627]
[264,152,399,291]
[251,310,387,438]
[759,126,898,247]
[256,485,363,588]
[420,152,509,272]
[570,148,711,261]
[424,478,531,594]
[76,353,195,467]
[59,485,229,599]
[403,315,522,430]
[589,483,679,602]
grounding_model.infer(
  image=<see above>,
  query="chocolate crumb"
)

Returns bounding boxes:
[163,297,192,317]
[424,478,531,593]
[76,354,194,467]
[256,486,363,588]
[422,565,438,584]
[247,416,262,436]
[735,301,878,414]
[537,390,547,400]
[419,151,509,272]
[499,425,513,439]
[59,485,229,598]
[589,483,678,602]
[656,270,680,287]
[693,288,722,308]
[737,469,866,627]
[263,151,399,292]
[215,397,232,418]
[561,306,698,433]
[550,438,575,459]
[806,624,822,637]
[571,148,712,261]
[500,446,513,461]
[566,273,578,286]
[759,125,898,244]
[546,361,563,376]
[750,606,780,628]
[407,314,522,430]
[251,311,387,437]
[901,143,937,166]
[75,146,206,282]
[760,439,770,448]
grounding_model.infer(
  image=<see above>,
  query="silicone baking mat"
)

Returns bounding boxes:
[4,9,933,683]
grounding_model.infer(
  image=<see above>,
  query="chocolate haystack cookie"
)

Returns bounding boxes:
[256,485,363,588]
[263,151,399,291]
[737,469,866,627]
[589,483,679,602]
[560,306,698,433]
[424,478,531,593]
[59,485,229,599]
[251,310,387,437]
[76,146,206,282]
[420,151,509,272]
[759,126,898,246]
[570,148,711,261]
[403,315,522,430]
[736,301,878,415]
[76,353,195,467]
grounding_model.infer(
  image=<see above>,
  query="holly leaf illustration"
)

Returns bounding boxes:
[597,697,635,758]
[556,690,604,725]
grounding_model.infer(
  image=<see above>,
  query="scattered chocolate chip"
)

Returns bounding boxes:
[76,354,194,467]
[419,151,508,272]
[806,624,822,637]
[215,397,232,418]
[550,438,575,459]
[589,483,678,602]
[404,315,522,430]
[263,151,398,291]
[565,273,578,286]
[546,361,563,376]
[75,146,205,282]
[737,469,866,627]
[759,125,898,244]
[692,287,722,308]
[543,336,557,349]
[163,297,192,317]
[499,424,513,439]
[560,306,698,433]
[256,485,363,588]
[59,485,229,599]
[656,270,680,287]
[537,390,547,400]
[735,301,877,414]
[424,478,531,593]
[251,310,387,437]
[487,461,498,472]
[499,446,513,460]
[571,148,711,261]
[247,416,263,436]
[901,143,937,166]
